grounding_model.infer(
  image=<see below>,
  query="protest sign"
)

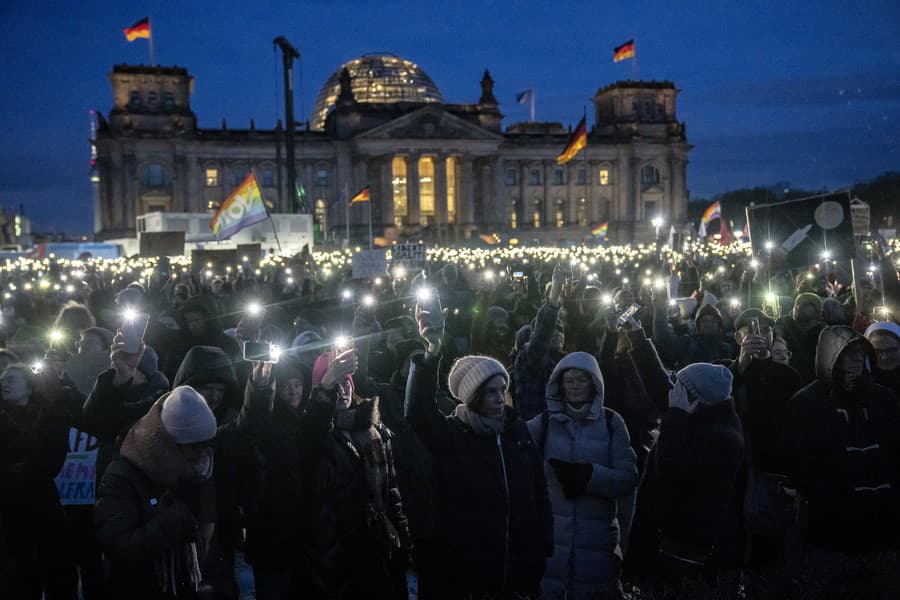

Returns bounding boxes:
[55,428,99,506]
[352,249,388,279]
[391,243,428,271]
[746,192,855,268]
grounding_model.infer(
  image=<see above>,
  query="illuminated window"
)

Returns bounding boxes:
[553,169,565,186]
[419,157,435,216]
[446,157,457,224]
[641,165,660,186]
[577,197,587,227]
[510,195,518,229]
[315,199,327,232]
[533,210,541,229]
[599,169,610,186]
[205,168,219,187]
[392,156,408,226]
[505,168,518,186]
[556,199,565,228]
[528,168,542,186]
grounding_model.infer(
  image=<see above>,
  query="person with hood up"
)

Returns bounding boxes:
[162,296,240,379]
[405,304,553,599]
[625,364,744,591]
[94,386,218,599]
[286,347,411,598]
[774,292,826,383]
[527,352,638,599]
[783,325,900,554]
[864,321,900,397]
[651,285,735,370]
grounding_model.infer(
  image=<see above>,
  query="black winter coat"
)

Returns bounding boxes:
[775,316,826,384]
[783,325,900,552]
[406,352,553,598]
[626,400,745,578]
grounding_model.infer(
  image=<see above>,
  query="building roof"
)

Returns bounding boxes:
[311,54,443,131]
[112,64,190,77]
[595,80,676,94]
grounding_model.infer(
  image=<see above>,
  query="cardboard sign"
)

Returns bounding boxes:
[746,192,855,268]
[391,242,428,270]
[140,231,185,257]
[352,249,388,279]
[55,428,99,506]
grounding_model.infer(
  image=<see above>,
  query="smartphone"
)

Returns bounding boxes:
[243,341,280,364]
[617,303,641,327]
[415,286,444,331]
[512,271,524,279]
[750,317,760,336]
[332,336,354,353]
[121,312,150,354]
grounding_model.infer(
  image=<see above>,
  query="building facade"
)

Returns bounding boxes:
[94,55,691,244]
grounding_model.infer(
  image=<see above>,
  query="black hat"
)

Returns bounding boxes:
[733,308,775,332]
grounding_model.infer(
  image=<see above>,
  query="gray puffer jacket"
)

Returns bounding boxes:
[527,352,638,598]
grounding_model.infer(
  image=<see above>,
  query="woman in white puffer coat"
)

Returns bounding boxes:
[527,351,638,599]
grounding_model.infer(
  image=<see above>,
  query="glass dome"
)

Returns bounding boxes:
[311,54,443,130]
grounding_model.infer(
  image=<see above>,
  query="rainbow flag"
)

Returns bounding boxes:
[613,39,635,62]
[592,222,608,238]
[701,200,722,224]
[557,116,587,165]
[210,173,269,240]
[124,17,151,42]
[349,186,370,205]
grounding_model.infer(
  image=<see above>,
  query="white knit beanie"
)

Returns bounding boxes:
[676,363,733,405]
[447,356,509,405]
[160,386,218,444]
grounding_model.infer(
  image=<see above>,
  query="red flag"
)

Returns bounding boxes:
[718,219,733,245]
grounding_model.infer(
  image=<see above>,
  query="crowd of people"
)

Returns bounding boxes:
[1,235,899,599]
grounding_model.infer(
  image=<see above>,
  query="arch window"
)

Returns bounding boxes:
[641,165,661,186]
[419,157,435,216]
[142,163,169,188]
[315,198,327,233]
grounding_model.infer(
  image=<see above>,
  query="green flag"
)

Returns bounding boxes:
[295,179,307,212]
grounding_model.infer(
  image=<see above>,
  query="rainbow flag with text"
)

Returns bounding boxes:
[210,173,269,240]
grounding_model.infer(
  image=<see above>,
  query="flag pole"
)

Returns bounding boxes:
[148,18,155,66]
[531,89,535,122]
[251,168,282,254]
[368,195,373,249]
[583,106,588,237]
[344,184,350,247]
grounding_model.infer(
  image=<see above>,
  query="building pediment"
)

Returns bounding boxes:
[355,106,503,142]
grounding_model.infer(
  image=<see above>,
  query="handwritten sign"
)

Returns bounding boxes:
[392,243,427,270]
[55,428,99,506]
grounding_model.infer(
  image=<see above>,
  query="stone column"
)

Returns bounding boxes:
[174,153,189,212]
[671,157,687,222]
[616,151,633,243]
[434,154,448,239]
[490,157,505,229]
[123,153,137,232]
[518,161,530,228]
[460,156,475,229]
[335,144,353,232]
[566,164,578,225]
[109,151,124,230]
[379,157,394,229]
[543,160,554,229]
[588,161,600,223]
[406,154,420,226]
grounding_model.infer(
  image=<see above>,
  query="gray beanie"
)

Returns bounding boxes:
[448,355,509,405]
[160,386,217,444]
[676,363,733,405]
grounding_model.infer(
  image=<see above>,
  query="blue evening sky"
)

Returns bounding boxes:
[1,0,898,235]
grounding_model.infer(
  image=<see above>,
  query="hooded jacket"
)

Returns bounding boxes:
[94,399,211,599]
[783,325,900,552]
[526,352,637,597]
[173,346,240,426]
[865,321,900,396]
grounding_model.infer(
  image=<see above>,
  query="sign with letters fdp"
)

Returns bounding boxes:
[55,428,99,506]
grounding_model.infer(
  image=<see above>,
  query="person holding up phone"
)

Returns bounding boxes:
[625,364,744,590]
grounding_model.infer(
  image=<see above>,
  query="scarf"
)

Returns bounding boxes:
[452,404,504,436]
[565,401,593,421]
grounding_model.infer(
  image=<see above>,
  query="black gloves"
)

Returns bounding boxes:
[548,458,593,499]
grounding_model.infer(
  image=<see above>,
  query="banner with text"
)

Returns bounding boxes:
[55,428,99,506]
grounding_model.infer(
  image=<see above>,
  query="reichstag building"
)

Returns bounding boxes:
[93,54,690,244]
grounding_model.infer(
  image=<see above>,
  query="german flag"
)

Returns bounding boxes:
[556,116,587,165]
[349,186,370,205]
[613,39,635,62]
[124,17,151,42]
